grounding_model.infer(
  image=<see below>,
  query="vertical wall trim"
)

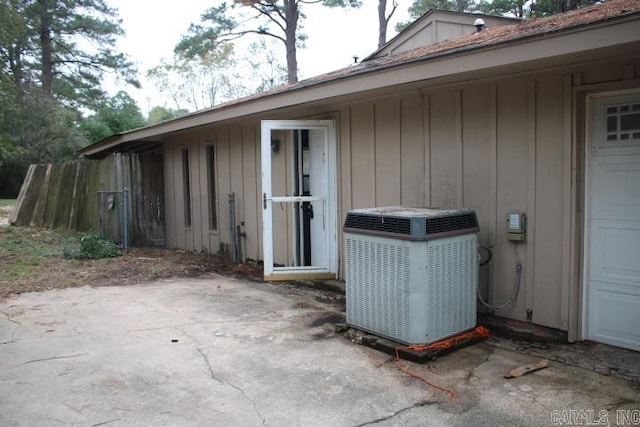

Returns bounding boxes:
[526,79,537,317]
[399,99,404,203]
[431,21,437,44]
[196,137,205,251]
[254,125,262,260]
[345,108,354,210]
[171,145,178,247]
[488,84,498,324]
[372,103,378,206]
[240,128,246,225]
[423,93,431,206]
[489,84,498,247]
[348,108,353,208]
[208,134,219,253]
[567,74,580,342]
[573,72,583,87]
[456,90,463,208]
[624,64,635,80]
[224,130,232,249]
[226,131,232,205]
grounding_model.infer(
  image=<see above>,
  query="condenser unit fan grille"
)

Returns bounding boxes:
[344,207,478,240]
[343,214,411,236]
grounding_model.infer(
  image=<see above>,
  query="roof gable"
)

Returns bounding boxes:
[367,9,520,60]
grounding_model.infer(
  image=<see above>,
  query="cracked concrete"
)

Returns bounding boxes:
[1,274,639,426]
[355,400,438,426]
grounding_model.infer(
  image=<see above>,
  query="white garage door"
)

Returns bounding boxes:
[586,92,640,351]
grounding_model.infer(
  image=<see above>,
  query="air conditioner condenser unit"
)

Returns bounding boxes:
[344,206,479,345]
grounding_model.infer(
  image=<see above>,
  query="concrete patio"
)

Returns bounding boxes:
[1,274,638,426]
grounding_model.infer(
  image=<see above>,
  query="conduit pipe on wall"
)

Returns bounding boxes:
[477,244,522,311]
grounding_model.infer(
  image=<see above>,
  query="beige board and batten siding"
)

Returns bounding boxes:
[163,126,263,261]
[338,75,570,330]
[161,57,639,332]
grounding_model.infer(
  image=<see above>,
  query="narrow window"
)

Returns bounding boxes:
[182,148,192,227]
[207,145,217,230]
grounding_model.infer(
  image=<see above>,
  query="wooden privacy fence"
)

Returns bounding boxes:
[10,153,166,247]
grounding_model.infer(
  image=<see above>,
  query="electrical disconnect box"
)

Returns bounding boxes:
[506,212,526,241]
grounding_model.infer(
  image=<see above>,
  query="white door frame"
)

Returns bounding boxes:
[582,88,640,347]
[261,120,338,281]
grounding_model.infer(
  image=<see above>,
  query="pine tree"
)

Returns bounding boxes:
[175,0,361,85]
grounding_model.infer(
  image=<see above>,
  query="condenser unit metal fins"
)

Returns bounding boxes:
[344,206,479,345]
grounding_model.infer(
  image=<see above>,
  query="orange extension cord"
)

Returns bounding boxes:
[392,326,491,400]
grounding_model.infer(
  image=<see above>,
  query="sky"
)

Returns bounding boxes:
[105,0,411,114]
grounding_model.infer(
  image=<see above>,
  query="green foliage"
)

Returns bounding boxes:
[0,90,88,197]
[0,0,142,197]
[10,0,139,108]
[396,0,472,32]
[63,229,121,260]
[147,106,189,125]
[529,0,602,16]
[475,0,528,17]
[396,0,605,30]
[80,91,147,144]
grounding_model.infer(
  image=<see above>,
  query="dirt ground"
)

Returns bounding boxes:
[0,203,262,300]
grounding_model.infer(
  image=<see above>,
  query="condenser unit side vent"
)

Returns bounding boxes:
[425,212,479,238]
[344,214,411,236]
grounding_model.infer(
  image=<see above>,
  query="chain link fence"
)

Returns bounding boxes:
[198,192,242,263]
[99,189,241,263]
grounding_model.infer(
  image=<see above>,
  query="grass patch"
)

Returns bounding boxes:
[0,225,262,300]
[0,199,16,207]
[0,227,68,293]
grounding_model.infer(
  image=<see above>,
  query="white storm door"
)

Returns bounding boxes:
[585,92,640,351]
[261,120,337,281]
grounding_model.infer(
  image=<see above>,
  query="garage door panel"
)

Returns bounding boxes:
[591,159,640,219]
[587,92,640,351]
[588,283,640,351]
[590,221,640,286]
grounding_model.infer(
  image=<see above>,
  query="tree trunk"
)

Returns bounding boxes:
[284,0,298,84]
[38,0,54,97]
[378,0,387,48]
[8,46,24,89]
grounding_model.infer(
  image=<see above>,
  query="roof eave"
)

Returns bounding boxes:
[79,11,640,158]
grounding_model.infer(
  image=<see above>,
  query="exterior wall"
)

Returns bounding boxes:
[162,57,639,333]
[163,126,263,261]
